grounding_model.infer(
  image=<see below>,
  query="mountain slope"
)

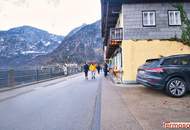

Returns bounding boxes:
[66,23,87,38]
[0,26,64,67]
[0,26,64,56]
[33,21,103,65]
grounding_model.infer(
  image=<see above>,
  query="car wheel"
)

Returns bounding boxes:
[166,77,187,97]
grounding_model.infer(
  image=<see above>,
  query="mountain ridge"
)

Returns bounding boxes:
[0,25,64,67]
[30,20,103,65]
[0,20,103,68]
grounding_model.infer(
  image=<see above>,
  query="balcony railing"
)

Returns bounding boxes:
[110,28,123,46]
[106,28,123,58]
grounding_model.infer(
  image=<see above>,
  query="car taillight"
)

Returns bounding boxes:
[145,67,164,73]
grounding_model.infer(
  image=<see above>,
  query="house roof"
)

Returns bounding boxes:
[101,0,190,46]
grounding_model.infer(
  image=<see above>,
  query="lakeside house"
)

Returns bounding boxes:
[101,0,190,83]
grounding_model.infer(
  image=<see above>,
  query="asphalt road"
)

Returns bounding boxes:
[0,74,101,130]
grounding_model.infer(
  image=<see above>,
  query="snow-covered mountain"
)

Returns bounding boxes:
[0,26,64,57]
[31,20,103,65]
[0,21,103,68]
[0,26,64,67]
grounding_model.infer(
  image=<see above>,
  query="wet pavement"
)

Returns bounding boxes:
[1,73,188,130]
[0,74,101,130]
[101,79,143,130]
[101,78,190,130]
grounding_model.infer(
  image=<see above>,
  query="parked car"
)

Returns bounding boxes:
[136,54,190,97]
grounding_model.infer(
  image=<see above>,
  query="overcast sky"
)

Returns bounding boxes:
[0,0,101,36]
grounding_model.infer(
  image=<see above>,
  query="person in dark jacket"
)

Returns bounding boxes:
[104,63,108,77]
[83,62,89,79]
[96,64,101,74]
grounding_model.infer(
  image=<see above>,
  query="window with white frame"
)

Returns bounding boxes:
[142,11,156,27]
[168,11,181,26]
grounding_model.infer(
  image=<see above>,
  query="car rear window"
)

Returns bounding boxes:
[148,60,160,67]
[144,59,160,68]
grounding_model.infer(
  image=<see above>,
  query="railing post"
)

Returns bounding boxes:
[8,69,15,87]
[50,68,53,78]
[36,69,39,81]
[67,67,69,76]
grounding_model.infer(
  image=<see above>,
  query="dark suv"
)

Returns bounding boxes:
[136,54,190,97]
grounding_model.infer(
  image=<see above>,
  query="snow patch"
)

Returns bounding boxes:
[21,51,40,54]
[45,41,51,46]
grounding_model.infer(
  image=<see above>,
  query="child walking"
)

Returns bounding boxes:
[89,63,96,79]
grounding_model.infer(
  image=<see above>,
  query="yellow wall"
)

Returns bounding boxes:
[121,40,190,81]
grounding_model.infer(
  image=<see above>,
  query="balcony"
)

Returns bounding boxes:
[109,28,123,46]
[105,28,123,59]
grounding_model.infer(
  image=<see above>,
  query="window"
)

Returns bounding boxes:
[142,11,156,27]
[168,11,181,26]
[179,57,190,65]
[163,58,180,65]
[163,57,190,66]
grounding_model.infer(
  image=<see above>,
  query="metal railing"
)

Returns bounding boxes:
[110,28,123,41]
[0,67,82,88]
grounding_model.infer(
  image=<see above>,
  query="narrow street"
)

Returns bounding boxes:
[0,74,101,130]
[1,73,190,130]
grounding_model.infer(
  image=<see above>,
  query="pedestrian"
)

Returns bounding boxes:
[104,63,108,77]
[96,64,101,74]
[83,62,89,79]
[89,63,96,79]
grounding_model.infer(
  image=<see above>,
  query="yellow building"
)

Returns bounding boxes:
[101,0,190,83]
